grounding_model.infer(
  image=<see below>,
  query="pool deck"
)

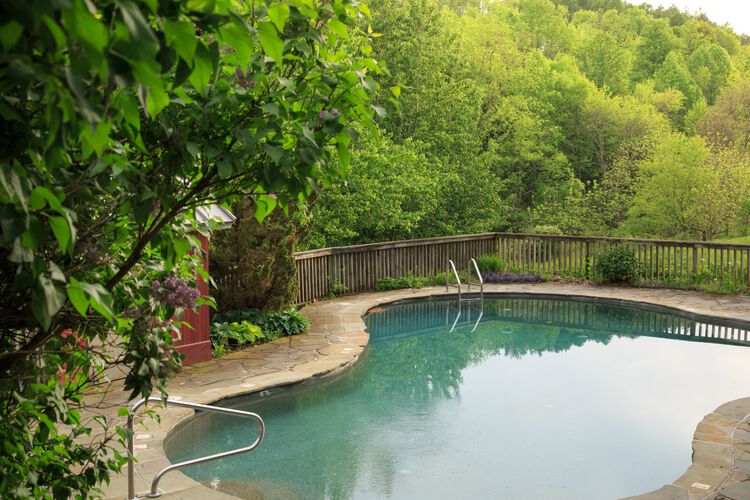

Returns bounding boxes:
[97,283,750,500]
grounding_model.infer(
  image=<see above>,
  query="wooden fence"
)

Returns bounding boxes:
[221,233,750,304]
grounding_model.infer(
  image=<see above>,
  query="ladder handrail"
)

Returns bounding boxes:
[446,259,462,299]
[467,258,484,298]
[127,397,265,499]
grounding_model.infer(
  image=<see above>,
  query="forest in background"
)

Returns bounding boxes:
[301,0,750,248]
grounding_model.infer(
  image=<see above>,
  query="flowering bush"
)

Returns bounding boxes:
[482,272,545,283]
[149,275,202,310]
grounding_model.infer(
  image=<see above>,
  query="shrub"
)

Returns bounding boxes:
[482,272,545,283]
[210,307,310,355]
[328,280,349,297]
[210,321,265,357]
[596,245,642,283]
[263,309,311,337]
[475,254,505,273]
[376,275,423,291]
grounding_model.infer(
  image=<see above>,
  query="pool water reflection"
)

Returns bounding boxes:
[166,296,750,499]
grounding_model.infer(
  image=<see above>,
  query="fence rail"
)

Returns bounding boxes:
[218,233,750,304]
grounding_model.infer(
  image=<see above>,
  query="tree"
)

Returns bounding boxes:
[688,43,733,104]
[653,51,702,107]
[625,135,750,240]
[0,0,380,496]
[576,30,632,94]
[633,18,679,81]
[697,79,750,152]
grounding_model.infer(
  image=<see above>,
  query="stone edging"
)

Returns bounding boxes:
[107,284,750,499]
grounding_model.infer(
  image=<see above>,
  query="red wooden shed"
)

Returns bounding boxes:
[174,205,236,365]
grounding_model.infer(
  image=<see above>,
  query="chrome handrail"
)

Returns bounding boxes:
[446,259,461,299]
[127,397,265,499]
[467,258,484,298]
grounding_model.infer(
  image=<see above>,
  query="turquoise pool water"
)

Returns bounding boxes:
[166,296,750,499]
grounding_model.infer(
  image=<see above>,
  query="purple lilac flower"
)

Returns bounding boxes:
[151,274,202,309]
[481,272,545,284]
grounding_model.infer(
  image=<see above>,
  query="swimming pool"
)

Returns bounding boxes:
[165,296,750,499]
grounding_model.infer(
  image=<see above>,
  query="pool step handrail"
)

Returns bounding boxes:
[446,259,462,299]
[127,397,265,499]
[467,258,484,299]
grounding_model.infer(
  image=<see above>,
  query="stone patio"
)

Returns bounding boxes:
[96,283,750,499]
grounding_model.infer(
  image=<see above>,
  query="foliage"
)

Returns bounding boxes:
[624,135,750,240]
[304,0,750,249]
[475,255,505,273]
[698,79,750,153]
[595,245,641,283]
[211,200,301,312]
[482,272,545,283]
[328,280,350,298]
[376,275,426,291]
[210,321,265,358]
[212,307,310,340]
[263,309,311,337]
[0,0,379,496]
[375,274,447,291]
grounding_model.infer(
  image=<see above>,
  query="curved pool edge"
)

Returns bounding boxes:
[110,283,750,500]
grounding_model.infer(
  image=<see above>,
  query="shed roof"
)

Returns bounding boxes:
[195,205,236,230]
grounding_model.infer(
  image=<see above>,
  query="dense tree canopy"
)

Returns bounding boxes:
[304,0,750,247]
[0,0,379,496]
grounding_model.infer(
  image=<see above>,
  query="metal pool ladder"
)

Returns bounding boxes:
[127,397,265,499]
[445,258,484,301]
[446,259,462,299]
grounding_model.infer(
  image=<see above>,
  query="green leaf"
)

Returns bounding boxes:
[268,3,290,32]
[80,282,115,322]
[257,22,284,67]
[0,21,23,49]
[80,120,112,157]
[49,216,72,254]
[163,20,197,62]
[66,279,90,317]
[119,0,158,44]
[327,18,349,40]
[21,217,46,249]
[263,144,284,164]
[186,0,215,13]
[32,274,66,331]
[66,0,108,51]
[335,131,351,171]
[29,187,64,213]
[254,195,277,222]
[189,43,214,94]
[261,102,280,117]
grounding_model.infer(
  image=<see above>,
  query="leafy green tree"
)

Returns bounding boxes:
[0,0,379,496]
[697,79,750,152]
[579,89,669,178]
[576,30,632,94]
[632,18,679,81]
[625,135,750,240]
[512,0,573,58]
[653,51,702,107]
[688,43,733,104]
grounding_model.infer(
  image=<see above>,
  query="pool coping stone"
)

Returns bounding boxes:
[98,283,750,500]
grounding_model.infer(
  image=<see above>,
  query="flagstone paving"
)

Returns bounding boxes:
[95,283,750,499]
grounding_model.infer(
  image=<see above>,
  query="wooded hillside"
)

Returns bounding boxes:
[303,0,750,247]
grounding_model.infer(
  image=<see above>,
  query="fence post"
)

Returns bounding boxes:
[692,246,699,283]
[585,241,591,280]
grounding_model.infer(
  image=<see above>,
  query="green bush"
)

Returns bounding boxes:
[210,308,310,356]
[210,321,265,357]
[263,309,311,337]
[475,254,505,273]
[376,275,423,291]
[328,280,349,297]
[596,245,642,283]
